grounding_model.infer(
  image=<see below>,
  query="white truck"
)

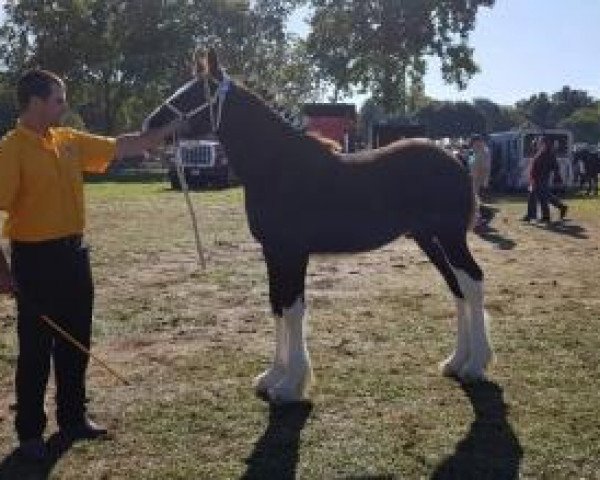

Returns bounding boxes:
[167,139,236,189]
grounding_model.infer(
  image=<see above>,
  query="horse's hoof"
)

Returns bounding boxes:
[267,386,305,405]
[457,364,487,383]
[439,355,468,378]
[253,368,285,396]
[267,378,309,404]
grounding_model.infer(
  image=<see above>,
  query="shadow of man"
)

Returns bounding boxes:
[241,401,313,480]
[539,220,588,239]
[0,432,74,480]
[431,380,523,480]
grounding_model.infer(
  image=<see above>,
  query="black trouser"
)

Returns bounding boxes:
[10,235,93,441]
[527,183,565,220]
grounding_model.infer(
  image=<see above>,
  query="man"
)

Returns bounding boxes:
[470,135,492,229]
[522,135,568,222]
[0,69,182,461]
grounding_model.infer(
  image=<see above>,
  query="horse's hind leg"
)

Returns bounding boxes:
[414,234,470,377]
[256,248,312,403]
[435,232,493,382]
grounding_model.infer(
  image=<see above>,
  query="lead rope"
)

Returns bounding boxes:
[167,74,230,268]
[172,127,206,269]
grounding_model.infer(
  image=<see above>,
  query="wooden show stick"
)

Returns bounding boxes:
[40,314,130,386]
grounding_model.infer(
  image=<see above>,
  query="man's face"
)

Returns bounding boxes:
[40,83,68,126]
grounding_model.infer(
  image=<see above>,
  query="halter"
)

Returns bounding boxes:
[163,73,231,133]
[163,73,230,269]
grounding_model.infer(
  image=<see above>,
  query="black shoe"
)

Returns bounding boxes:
[60,418,108,440]
[540,217,551,223]
[559,205,568,220]
[521,215,534,222]
[19,437,48,462]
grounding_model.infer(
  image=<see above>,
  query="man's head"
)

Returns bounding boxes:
[17,69,67,127]
[471,134,484,149]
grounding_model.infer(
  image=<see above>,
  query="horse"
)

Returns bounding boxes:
[574,148,599,196]
[144,49,493,403]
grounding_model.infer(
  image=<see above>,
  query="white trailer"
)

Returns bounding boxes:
[488,129,574,191]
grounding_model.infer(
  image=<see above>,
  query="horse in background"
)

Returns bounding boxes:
[144,49,493,404]
[574,148,599,196]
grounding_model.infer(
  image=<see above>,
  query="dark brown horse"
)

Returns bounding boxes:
[144,50,492,403]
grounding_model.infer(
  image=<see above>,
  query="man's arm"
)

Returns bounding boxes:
[115,120,185,160]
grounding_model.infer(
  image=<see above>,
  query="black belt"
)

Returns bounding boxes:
[11,234,84,251]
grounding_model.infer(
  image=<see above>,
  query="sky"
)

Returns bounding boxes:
[289,1,600,106]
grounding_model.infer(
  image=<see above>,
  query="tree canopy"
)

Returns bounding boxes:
[306,0,495,113]
[0,2,597,144]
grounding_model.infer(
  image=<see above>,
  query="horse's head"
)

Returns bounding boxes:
[143,48,230,137]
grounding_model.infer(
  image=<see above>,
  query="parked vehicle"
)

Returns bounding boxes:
[166,139,235,189]
[488,129,574,191]
[302,103,357,152]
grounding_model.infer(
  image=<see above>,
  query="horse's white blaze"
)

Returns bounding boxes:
[268,297,313,402]
[440,297,471,376]
[449,267,493,381]
[254,315,288,394]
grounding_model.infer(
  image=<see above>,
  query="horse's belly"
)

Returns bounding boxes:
[307,214,407,253]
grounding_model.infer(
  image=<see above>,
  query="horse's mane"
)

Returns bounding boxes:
[235,81,343,155]
[305,132,343,153]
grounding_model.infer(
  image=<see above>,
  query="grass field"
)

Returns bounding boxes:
[0,182,598,479]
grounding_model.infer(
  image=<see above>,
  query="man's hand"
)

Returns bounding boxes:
[0,270,15,295]
[115,119,189,160]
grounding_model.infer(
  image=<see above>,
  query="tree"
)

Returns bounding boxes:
[515,86,596,130]
[0,73,18,135]
[559,104,600,144]
[305,0,495,113]
[416,101,486,138]
[473,98,522,132]
[0,1,314,133]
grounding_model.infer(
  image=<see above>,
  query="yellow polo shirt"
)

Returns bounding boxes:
[0,123,116,241]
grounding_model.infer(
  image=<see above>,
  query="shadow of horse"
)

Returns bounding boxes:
[241,401,312,480]
[431,380,523,480]
[0,433,74,480]
[474,225,517,250]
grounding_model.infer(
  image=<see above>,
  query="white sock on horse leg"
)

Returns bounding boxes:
[440,296,471,377]
[254,315,288,394]
[268,297,313,402]
[450,267,493,381]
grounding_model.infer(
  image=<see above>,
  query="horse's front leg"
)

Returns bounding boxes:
[272,296,312,403]
[254,248,312,403]
[253,313,288,396]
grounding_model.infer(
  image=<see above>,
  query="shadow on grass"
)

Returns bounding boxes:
[431,380,523,480]
[0,432,74,480]
[474,225,517,250]
[530,219,589,239]
[515,216,589,239]
[241,401,312,480]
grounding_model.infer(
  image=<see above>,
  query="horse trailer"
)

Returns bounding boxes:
[488,130,574,191]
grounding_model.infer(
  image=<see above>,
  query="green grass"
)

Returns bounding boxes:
[0,184,598,479]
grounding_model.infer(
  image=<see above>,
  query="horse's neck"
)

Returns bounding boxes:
[218,90,292,187]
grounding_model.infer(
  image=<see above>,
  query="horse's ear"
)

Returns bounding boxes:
[207,48,223,81]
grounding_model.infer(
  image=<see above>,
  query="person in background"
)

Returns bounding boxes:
[0,69,183,462]
[470,135,492,229]
[522,135,568,222]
